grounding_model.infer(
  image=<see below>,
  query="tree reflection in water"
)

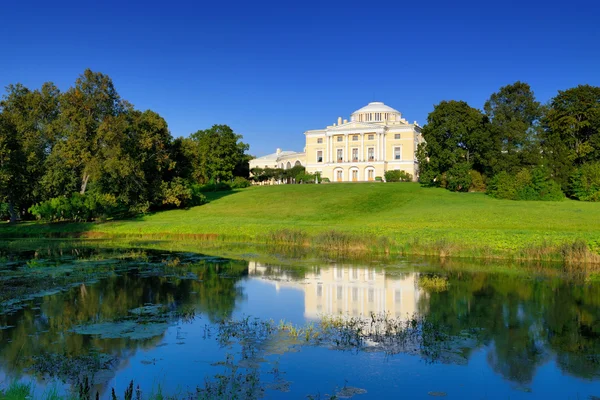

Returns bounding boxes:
[0,244,598,397]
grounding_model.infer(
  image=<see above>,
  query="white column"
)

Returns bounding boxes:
[382,132,386,161]
[325,135,329,163]
[361,133,364,162]
[345,134,349,163]
[329,135,332,163]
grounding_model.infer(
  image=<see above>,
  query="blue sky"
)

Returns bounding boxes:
[2,0,599,156]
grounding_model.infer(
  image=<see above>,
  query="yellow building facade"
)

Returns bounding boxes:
[304,102,423,182]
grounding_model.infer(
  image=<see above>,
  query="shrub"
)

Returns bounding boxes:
[231,177,251,189]
[384,170,413,182]
[487,168,564,201]
[375,176,383,182]
[468,170,486,192]
[321,177,330,183]
[28,192,122,222]
[446,163,472,192]
[0,203,9,220]
[161,178,207,208]
[569,162,600,201]
[198,182,232,193]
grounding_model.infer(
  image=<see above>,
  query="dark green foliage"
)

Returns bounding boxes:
[384,170,412,182]
[446,163,472,192]
[28,192,123,222]
[198,182,232,192]
[569,162,600,201]
[160,178,207,209]
[231,176,251,188]
[417,100,491,186]
[375,176,383,182]
[484,82,543,175]
[487,168,564,201]
[541,84,600,189]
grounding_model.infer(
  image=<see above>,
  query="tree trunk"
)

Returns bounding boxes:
[80,173,90,195]
[8,201,16,224]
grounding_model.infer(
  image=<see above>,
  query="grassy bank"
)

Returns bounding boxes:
[2,183,600,265]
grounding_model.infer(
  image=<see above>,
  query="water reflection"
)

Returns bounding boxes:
[0,246,598,398]
[248,262,421,320]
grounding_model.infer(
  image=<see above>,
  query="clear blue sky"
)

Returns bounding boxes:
[2,0,599,156]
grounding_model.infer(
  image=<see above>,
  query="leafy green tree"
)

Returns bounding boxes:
[417,100,490,188]
[0,83,61,220]
[484,82,542,175]
[189,125,249,183]
[55,69,125,194]
[541,85,600,189]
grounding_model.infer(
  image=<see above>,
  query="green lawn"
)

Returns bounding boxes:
[3,183,600,261]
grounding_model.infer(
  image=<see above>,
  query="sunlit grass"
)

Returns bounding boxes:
[2,183,600,264]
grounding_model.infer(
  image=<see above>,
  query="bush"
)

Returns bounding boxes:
[446,163,472,192]
[29,192,122,222]
[161,178,207,208]
[321,177,330,183]
[375,176,383,182]
[487,168,564,201]
[468,170,486,192]
[384,170,413,182]
[198,182,232,193]
[570,162,600,201]
[0,203,9,220]
[231,177,251,189]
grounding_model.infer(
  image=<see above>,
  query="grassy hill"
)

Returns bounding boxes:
[3,183,600,263]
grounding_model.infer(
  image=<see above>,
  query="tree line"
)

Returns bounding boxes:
[417,82,600,201]
[0,69,251,223]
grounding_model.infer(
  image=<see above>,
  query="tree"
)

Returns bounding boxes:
[0,82,61,220]
[189,125,248,183]
[56,69,125,194]
[484,82,542,175]
[541,85,600,189]
[417,100,490,188]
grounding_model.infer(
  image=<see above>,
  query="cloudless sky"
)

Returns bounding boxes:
[2,0,599,156]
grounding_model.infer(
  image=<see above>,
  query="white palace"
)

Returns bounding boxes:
[249,102,423,182]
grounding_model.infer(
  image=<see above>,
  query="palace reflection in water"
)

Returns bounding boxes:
[248,262,421,320]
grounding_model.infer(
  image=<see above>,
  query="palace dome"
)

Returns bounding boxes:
[351,102,400,115]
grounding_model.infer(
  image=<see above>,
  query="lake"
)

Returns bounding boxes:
[0,242,599,399]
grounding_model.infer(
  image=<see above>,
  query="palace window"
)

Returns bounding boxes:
[337,286,343,300]
[317,150,323,163]
[394,147,402,160]
[352,135,358,141]
[375,113,381,121]
[352,148,358,162]
[367,147,374,161]
[337,149,343,162]
[317,138,323,144]
[337,136,343,142]
[317,285,323,297]
[368,134,374,140]
[368,288,374,303]
[394,133,401,139]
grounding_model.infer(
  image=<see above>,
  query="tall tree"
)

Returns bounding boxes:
[0,83,61,219]
[56,69,125,194]
[417,100,490,187]
[484,82,542,175]
[541,84,600,189]
[189,125,249,183]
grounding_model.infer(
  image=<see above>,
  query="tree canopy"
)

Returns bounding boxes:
[0,69,252,222]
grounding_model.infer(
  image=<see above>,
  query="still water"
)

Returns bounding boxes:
[0,244,599,399]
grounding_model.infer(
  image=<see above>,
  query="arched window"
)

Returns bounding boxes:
[294,160,301,167]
